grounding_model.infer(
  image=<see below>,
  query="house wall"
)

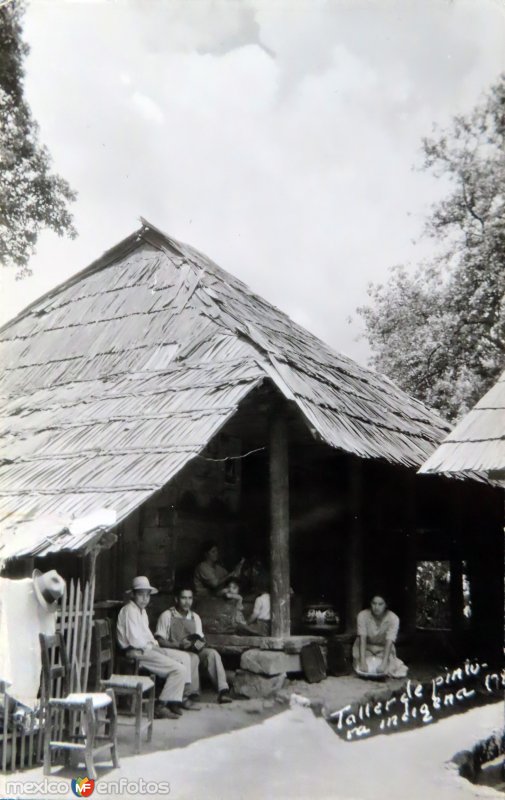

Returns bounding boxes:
[105,433,244,620]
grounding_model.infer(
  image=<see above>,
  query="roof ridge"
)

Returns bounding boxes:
[136,221,277,378]
[136,220,448,433]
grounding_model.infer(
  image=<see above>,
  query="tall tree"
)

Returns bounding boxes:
[359,76,505,421]
[0,0,76,276]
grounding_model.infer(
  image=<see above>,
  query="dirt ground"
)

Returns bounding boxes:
[276,669,435,712]
[1,697,503,800]
[125,664,443,756]
[1,667,502,800]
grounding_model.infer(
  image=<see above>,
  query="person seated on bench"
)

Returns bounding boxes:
[221,578,243,605]
[246,575,271,635]
[236,574,270,636]
[155,586,232,704]
[116,576,200,718]
[193,541,244,598]
[352,594,408,679]
[221,578,249,627]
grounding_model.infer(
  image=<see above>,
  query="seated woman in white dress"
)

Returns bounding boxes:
[352,595,408,678]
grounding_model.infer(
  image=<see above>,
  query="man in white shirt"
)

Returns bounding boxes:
[248,590,270,633]
[116,576,199,718]
[155,586,232,704]
[236,577,271,636]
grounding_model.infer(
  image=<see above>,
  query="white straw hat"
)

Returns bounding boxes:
[32,569,66,612]
[126,576,158,595]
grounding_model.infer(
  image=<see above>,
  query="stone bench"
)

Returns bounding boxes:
[205,633,327,655]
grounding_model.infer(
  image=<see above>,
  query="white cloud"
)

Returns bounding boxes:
[2,0,504,367]
[131,90,165,124]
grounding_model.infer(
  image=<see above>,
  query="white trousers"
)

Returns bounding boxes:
[164,648,200,694]
[199,647,228,693]
[138,647,189,703]
[162,647,228,694]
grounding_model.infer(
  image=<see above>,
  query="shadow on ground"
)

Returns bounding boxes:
[45,690,283,780]
[37,662,460,779]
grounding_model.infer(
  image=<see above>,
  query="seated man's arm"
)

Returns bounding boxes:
[194,613,204,639]
[156,634,191,650]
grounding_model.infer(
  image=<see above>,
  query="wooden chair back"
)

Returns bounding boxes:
[92,619,115,689]
[39,633,70,700]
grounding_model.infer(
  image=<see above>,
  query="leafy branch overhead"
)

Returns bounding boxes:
[0,1,76,276]
[359,75,505,421]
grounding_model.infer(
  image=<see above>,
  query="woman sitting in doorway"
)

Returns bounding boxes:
[352,594,408,679]
[193,540,244,598]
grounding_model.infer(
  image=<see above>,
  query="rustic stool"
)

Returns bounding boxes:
[39,633,119,780]
[93,620,155,754]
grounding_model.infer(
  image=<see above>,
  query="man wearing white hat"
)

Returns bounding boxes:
[116,576,198,719]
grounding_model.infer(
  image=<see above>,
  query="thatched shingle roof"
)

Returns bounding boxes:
[420,367,505,478]
[0,221,448,560]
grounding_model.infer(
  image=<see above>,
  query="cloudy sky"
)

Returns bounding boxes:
[1,0,504,363]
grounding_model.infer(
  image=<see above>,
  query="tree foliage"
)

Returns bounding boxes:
[0,0,76,276]
[359,76,505,421]
[415,560,451,629]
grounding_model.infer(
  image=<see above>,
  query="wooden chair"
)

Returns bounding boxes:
[115,648,143,677]
[39,633,119,780]
[0,681,41,773]
[93,619,155,754]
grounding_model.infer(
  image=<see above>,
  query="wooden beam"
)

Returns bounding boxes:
[403,471,417,636]
[449,483,464,633]
[449,557,464,631]
[345,457,364,632]
[269,411,291,637]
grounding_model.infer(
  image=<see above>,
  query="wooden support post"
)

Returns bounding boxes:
[345,458,364,633]
[450,557,464,632]
[166,505,178,596]
[123,509,141,587]
[449,483,464,634]
[88,548,98,587]
[403,532,417,635]
[491,476,505,655]
[403,471,417,636]
[269,411,291,638]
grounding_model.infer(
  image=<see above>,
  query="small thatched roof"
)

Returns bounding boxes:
[0,220,448,560]
[420,367,505,480]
